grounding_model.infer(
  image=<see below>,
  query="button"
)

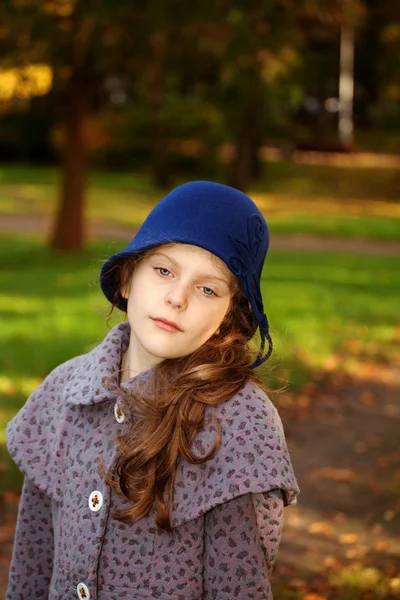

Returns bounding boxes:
[77,582,90,599]
[88,490,103,512]
[114,402,126,423]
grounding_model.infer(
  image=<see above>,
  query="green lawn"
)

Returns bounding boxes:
[1,234,398,488]
[1,163,400,241]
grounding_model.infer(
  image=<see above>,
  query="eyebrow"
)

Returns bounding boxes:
[151,251,230,286]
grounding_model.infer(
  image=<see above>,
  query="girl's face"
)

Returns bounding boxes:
[121,243,233,370]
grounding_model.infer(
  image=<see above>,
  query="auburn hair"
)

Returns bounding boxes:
[98,243,269,530]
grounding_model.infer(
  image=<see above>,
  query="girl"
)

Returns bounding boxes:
[6,181,300,600]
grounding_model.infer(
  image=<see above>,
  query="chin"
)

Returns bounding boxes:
[142,344,183,360]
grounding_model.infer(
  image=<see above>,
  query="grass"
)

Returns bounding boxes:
[1,163,400,241]
[1,233,399,489]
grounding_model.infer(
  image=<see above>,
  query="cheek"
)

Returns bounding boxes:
[127,276,151,306]
[194,302,230,333]
[214,297,231,322]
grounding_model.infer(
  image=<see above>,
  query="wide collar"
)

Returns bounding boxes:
[64,321,155,406]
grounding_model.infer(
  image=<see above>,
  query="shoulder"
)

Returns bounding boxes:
[9,354,86,417]
[172,381,300,527]
[211,380,282,444]
[5,353,87,496]
[40,354,87,393]
[209,381,293,483]
[6,353,87,419]
[192,381,283,455]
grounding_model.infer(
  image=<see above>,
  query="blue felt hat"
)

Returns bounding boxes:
[100,181,272,368]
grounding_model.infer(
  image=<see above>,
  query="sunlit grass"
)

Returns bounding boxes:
[263,251,399,376]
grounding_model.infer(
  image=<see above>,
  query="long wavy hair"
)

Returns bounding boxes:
[98,242,269,530]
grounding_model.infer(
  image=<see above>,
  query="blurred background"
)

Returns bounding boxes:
[0,0,399,598]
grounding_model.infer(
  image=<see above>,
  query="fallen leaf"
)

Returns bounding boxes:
[339,533,358,544]
[371,523,383,535]
[308,522,334,537]
[377,450,400,468]
[354,441,368,453]
[308,467,356,481]
[332,512,346,522]
[290,578,306,589]
[383,509,396,521]
[297,394,311,408]
[323,556,339,568]
[389,578,400,592]
[345,547,369,559]
[3,491,20,503]
[373,540,389,551]
[365,434,382,447]
[360,391,376,405]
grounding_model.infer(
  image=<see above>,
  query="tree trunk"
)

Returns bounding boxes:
[149,32,171,188]
[229,71,264,192]
[230,133,253,192]
[150,88,170,188]
[50,72,90,252]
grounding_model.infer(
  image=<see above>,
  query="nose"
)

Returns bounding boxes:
[165,284,188,310]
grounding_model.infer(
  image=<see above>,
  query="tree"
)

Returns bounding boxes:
[0,0,194,250]
[154,1,302,191]
[0,0,375,249]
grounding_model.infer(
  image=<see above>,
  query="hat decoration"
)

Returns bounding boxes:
[226,213,272,367]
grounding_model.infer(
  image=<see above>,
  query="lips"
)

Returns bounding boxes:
[151,317,183,332]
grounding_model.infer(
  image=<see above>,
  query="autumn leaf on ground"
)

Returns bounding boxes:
[378,450,400,468]
[389,578,400,593]
[323,556,340,569]
[338,533,358,544]
[308,467,357,481]
[0,525,15,544]
[373,540,390,551]
[360,390,376,404]
[307,522,335,537]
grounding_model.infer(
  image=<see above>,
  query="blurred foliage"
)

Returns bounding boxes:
[0,64,52,105]
[0,0,398,174]
[0,0,398,250]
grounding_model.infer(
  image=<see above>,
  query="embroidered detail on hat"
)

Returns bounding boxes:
[227,214,267,322]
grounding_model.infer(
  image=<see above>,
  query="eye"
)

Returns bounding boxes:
[155,267,172,277]
[200,286,217,297]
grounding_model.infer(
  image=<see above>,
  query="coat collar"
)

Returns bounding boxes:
[64,321,155,406]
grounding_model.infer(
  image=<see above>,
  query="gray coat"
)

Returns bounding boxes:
[6,322,300,600]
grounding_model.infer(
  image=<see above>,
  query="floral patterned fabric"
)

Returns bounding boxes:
[6,322,300,599]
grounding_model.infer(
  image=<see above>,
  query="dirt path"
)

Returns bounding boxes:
[1,212,400,255]
[271,377,400,597]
